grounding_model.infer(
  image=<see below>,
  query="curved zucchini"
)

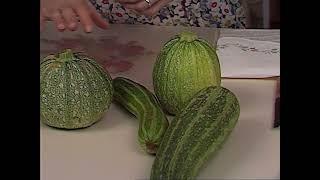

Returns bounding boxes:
[113,77,169,155]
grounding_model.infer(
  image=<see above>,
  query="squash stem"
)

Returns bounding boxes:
[179,31,198,42]
[146,142,158,155]
[58,49,75,62]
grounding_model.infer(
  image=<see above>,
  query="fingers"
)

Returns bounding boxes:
[51,10,66,31]
[61,8,78,31]
[74,5,94,33]
[123,0,150,12]
[117,0,141,4]
[88,4,108,29]
[40,1,109,33]
[142,0,171,16]
[120,0,172,17]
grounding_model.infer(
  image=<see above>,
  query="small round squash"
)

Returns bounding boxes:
[40,49,113,129]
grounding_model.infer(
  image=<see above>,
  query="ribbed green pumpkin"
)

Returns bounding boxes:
[150,86,240,180]
[113,77,169,154]
[40,49,113,129]
[153,31,221,115]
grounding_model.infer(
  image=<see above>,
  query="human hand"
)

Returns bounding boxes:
[117,0,172,17]
[40,0,108,33]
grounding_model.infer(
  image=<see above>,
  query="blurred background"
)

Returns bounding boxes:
[246,0,280,29]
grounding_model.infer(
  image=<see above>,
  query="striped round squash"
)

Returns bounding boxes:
[153,31,221,115]
[40,49,113,129]
[150,86,240,180]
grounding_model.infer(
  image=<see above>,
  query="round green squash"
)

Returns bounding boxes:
[152,31,221,115]
[40,49,113,129]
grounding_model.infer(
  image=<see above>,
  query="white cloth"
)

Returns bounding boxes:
[216,37,280,78]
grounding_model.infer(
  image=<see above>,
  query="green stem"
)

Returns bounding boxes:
[179,31,198,42]
[58,49,75,62]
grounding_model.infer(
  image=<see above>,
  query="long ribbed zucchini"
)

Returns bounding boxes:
[113,77,169,155]
[150,86,240,179]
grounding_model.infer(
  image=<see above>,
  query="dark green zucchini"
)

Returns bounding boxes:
[150,86,240,179]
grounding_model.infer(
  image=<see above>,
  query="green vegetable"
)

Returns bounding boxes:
[40,49,113,129]
[113,77,169,154]
[150,86,240,180]
[153,31,221,115]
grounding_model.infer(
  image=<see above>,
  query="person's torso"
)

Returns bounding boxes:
[90,0,247,28]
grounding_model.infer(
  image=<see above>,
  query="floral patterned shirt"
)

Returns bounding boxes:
[90,0,247,28]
